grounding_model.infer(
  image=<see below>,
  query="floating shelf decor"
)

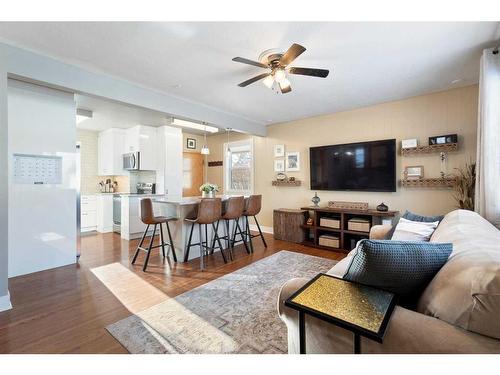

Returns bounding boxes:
[401,142,458,156]
[400,177,456,188]
[272,180,302,186]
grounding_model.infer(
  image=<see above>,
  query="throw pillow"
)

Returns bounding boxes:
[343,239,453,303]
[391,218,439,241]
[385,210,445,239]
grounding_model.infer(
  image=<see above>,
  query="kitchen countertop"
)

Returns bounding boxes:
[153,195,248,206]
[119,193,166,197]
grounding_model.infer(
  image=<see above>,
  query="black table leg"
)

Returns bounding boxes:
[354,333,361,354]
[299,311,306,354]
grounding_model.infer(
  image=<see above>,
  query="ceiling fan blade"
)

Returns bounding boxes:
[279,82,292,94]
[288,67,330,78]
[232,57,269,69]
[238,73,271,87]
[280,43,306,66]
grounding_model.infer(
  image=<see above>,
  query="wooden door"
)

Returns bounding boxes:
[183,152,204,197]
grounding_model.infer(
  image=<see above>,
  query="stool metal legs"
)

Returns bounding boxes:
[132,222,177,272]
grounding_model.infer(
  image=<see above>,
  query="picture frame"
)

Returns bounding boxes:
[274,144,285,157]
[286,152,300,172]
[404,165,424,180]
[274,159,285,172]
[186,138,197,150]
[401,138,418,148]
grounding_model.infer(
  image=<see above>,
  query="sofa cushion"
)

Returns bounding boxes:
[385,210,445,239]
[343,239,452,301]
[418,209,500,339]
[391,218,439,241]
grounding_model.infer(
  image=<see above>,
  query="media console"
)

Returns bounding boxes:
[300,207,398,253]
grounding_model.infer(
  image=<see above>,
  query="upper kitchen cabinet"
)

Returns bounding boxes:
[98,128,126,176]
[125,125,157,171]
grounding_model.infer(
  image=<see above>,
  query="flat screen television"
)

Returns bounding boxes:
[310,139,396,192]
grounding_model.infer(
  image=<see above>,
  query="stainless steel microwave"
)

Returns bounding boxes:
[123,152,140,170]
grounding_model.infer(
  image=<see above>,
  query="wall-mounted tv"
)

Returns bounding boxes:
[310,139,396,192]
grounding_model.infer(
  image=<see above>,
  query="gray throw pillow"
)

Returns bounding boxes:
[385,210,445,239]
[343,239,452,301]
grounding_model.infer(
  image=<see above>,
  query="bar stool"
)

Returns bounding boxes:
[212,196,249,259]
[131,198,178,272]
[184,198,227,270]
[243,195,267,253]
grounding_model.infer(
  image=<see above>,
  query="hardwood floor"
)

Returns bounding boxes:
[0,231,345,353]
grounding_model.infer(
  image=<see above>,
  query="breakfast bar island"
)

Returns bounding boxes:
[153,196,249,263]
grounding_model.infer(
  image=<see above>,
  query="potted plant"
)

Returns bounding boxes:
[199,183,219,198]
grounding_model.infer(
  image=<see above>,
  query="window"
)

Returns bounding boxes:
[224,139,254,195]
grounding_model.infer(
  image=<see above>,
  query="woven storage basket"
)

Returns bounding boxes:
[348,218,371,232]
[319,234,340,248]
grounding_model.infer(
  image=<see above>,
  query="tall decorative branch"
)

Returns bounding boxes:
[452,161,476,211]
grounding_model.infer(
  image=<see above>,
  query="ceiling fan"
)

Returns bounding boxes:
[232,43,329,94]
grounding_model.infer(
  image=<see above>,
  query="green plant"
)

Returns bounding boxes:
[199,183,219,193]
[452,161,476,211]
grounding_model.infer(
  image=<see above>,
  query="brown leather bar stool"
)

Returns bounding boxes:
[131,198,178,272]
[242,195,267,253]
[184,198,227,270]
[211,196,249,260]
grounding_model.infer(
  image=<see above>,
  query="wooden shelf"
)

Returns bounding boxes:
[401,142,458,156]
[400,177,456,188]
[297,207,398,253]
[272,180,302,186]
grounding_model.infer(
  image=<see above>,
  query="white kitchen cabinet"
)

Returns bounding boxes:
[81,195,97,232]
[156,126,183,196]
[125,125,157,171]
[98,128,126,176]
[96,194,114,233]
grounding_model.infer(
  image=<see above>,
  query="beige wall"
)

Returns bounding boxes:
[207,85,478,227]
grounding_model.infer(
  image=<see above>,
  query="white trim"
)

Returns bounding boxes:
[223,138,255,196]
[0,291,12,312]
[249,224,274,234]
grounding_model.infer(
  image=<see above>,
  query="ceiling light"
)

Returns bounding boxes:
[200,123,211,155]
[263,75,274,89]
[274,69,286,83]
[200,145,210,155]
[280,78,291,90]
[172,118,218,133]
[76,108,93,124]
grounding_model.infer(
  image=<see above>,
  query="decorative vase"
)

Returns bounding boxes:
[376,202,388,212]
[311,192,320,207]
[202,191,215,198]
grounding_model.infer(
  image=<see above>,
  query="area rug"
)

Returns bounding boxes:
[106,250,336,354]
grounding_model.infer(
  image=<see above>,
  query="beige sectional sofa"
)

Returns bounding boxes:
[278,209,500,353]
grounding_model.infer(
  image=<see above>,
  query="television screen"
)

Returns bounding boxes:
[310,139,396,192]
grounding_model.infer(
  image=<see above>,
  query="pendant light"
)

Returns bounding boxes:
[200,122,210,155]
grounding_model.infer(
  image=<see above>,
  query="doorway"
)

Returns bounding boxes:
[183,152,204,197]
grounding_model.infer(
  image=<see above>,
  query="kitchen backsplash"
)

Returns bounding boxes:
[128,171,157,192]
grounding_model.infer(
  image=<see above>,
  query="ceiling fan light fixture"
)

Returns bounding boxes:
[274,68,286,83]
[262,75,274,89]
[280,78,291,90]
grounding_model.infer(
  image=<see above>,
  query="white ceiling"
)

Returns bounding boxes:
[1,22,499,127]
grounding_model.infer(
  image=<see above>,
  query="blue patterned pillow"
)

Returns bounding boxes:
[385,210,445,239]
[344,239,452,300]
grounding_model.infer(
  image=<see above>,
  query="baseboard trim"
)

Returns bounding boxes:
[249,224,273,234]
[0,291,12,312]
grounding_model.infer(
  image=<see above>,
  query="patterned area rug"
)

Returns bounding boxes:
[106,250,336,354]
